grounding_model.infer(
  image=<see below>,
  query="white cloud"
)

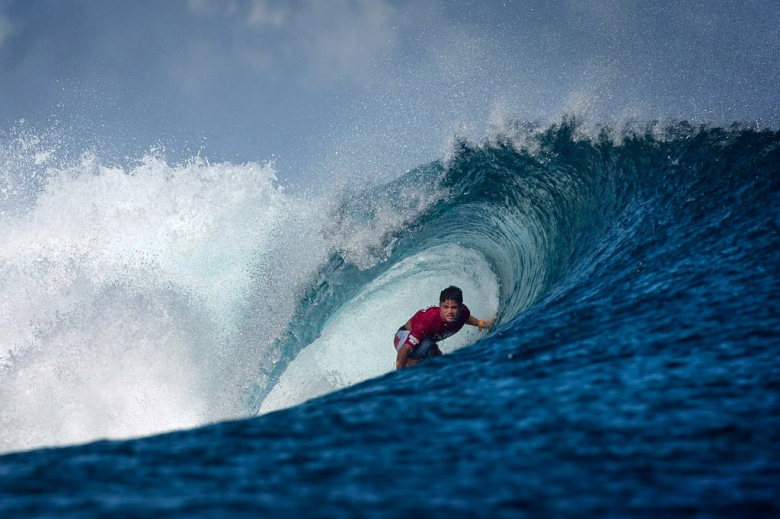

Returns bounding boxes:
[246,0,287,28]
[187,0,421,86]
[0,12,14,50]
[289,0,404,83]
[187,0,240,17]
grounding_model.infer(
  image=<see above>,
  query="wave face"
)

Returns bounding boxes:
[1,121,779,516]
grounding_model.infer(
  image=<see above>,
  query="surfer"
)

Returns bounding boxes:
[394,285,496,370]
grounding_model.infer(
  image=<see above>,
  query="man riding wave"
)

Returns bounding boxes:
[394,285,496,370]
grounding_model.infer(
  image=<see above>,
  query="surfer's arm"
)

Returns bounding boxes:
[396,343,413,370]
[467,315,496,330]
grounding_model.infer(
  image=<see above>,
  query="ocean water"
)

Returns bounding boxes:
[1,120,778,517]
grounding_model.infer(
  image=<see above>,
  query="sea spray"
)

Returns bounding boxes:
[0,147,317,451]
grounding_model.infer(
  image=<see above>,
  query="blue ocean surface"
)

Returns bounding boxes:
[1,121,779,517]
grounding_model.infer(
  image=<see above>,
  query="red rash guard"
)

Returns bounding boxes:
[403,304,471,350]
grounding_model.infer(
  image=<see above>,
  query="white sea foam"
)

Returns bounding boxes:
[0,145,328,452]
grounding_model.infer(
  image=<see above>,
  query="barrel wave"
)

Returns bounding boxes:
[257,120,779,415]
[1,120,779,516]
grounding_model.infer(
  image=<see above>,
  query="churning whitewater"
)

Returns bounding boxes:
[0,144,348,452]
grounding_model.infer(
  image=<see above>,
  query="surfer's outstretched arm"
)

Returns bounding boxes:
[467,315,496,331]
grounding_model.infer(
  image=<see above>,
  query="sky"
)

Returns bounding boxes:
[0,0,778,185]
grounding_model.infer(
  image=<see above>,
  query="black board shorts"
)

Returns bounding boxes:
[394,327,437,360]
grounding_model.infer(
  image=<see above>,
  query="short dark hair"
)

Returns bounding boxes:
[440,286,463,305]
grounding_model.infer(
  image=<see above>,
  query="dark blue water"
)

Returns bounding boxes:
[1,121,779,517]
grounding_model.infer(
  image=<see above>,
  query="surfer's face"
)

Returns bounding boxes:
[440,300,461,323]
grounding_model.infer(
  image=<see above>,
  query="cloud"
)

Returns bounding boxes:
[186,0,418,86]
[0,11,14,51]
[246,0,287,28]
[280,0,405,83]
[187,0,240,17]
